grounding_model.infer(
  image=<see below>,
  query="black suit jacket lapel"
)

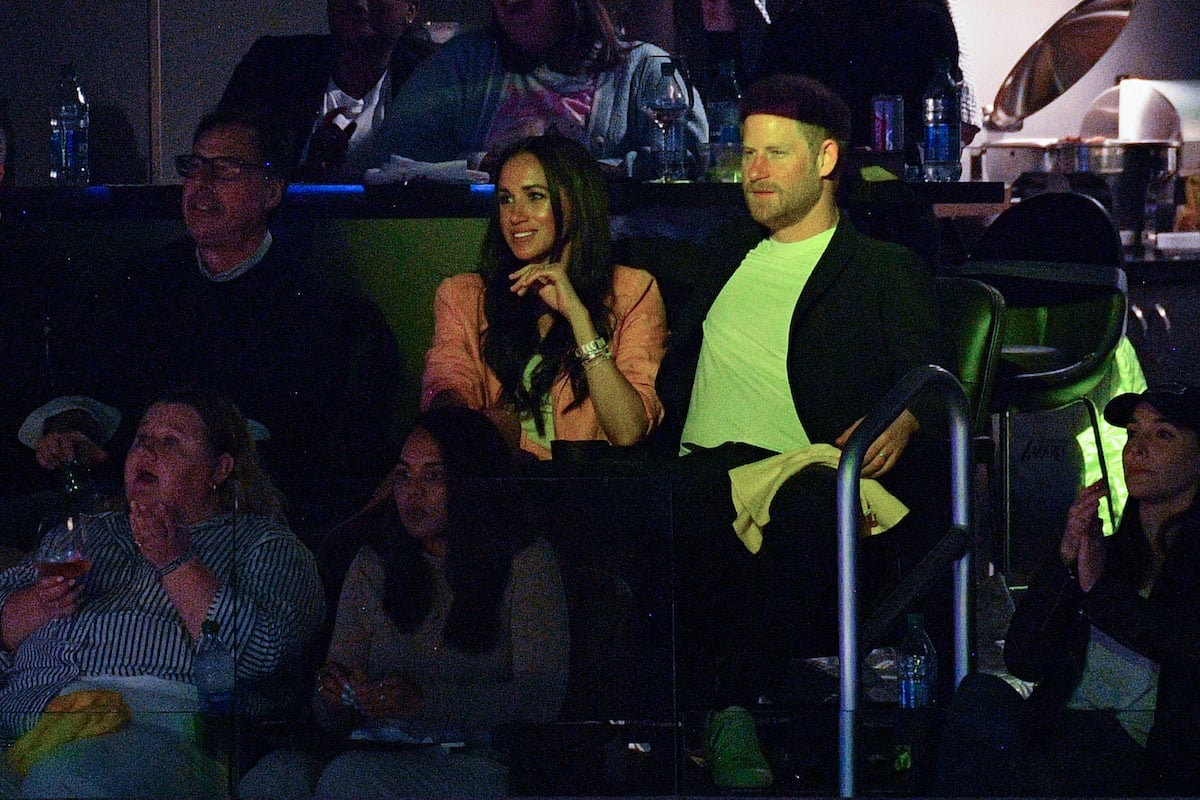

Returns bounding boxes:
[786,219,858,435]
[789,219,854,327]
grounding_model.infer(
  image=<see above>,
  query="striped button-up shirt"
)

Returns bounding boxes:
[0,511,324,744]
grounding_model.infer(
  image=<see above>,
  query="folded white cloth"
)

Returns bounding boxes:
[729,443,909,554]
[363,156,490,185]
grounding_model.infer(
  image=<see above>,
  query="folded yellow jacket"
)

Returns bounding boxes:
[7,689,132,776]
[729,443,910,554]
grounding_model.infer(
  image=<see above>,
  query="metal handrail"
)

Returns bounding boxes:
[835,364,972,797]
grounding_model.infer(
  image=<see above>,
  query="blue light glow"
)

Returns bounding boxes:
[286,184,365,196]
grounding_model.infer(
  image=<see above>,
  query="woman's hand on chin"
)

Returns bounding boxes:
[508,257,586,323]
[129,500,194,571]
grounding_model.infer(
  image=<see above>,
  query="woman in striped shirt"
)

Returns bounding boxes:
[0,387,324,798]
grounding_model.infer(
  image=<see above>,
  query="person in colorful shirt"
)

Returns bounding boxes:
[364,0,707,168]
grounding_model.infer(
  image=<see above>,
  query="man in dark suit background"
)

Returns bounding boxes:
[219,0,436,182]
[664,73,952,789]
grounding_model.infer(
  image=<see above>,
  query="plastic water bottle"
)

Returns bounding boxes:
[897,613,937,708]
[193,620,235,760]
[1141,173,1175,260]
[921,58,961,183]
[49,65,89,187]
[705,59,742,183]
[893,613,937,780]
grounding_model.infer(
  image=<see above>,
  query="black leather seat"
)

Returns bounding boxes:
[961,192,1129,582]
[971,190,1124,266]
[857,277,1006,651]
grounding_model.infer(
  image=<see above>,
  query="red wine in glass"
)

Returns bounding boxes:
[35,558,92,579]
[35,516,90,580]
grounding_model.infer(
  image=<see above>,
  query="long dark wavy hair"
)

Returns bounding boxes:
[1108,496,1200,592]
[490,0,627,75]
[479,134,616,437]
[337,407,534,654]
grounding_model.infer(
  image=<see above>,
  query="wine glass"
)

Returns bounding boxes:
[639,57,692,182]
[34,514,91,580]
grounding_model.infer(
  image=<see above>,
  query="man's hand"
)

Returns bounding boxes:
[294,108,356,181]
[36,431,108,472]
[836,409,920,479]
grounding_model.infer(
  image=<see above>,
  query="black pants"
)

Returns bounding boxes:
[672,443,927,711]
[934,672,1149,797]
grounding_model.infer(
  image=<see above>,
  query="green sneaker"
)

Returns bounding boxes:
[704,705,774,789]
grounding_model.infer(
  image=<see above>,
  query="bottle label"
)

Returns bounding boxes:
[898,678,932,708]
[924,123,953,163]
[49,113,89,186]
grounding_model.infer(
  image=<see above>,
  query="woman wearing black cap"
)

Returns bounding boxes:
[935,382,1200,797]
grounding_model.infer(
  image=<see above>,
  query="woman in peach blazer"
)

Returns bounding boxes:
[421,134,666,460]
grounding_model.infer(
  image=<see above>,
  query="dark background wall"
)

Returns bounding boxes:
[2,0,1198,187]
[0,0,483,187]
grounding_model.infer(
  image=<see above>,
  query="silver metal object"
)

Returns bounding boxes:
[836,365,972,798]
[984,0,1135,131]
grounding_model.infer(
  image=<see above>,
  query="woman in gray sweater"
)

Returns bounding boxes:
[240,406,569,798]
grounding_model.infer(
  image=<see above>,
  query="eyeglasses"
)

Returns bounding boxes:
[175,153,270,181]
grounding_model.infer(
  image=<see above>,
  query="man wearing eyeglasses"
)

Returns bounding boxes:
[28,108,403,549]
[175,123,285,275]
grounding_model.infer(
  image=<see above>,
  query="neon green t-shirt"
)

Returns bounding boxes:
[681,227,835,453]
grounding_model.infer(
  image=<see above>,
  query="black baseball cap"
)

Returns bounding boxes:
[1104,382,1200,432]
[740,73,852,144]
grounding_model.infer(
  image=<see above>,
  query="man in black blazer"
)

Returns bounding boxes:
[667,73,952,789]
[219,0,436,182]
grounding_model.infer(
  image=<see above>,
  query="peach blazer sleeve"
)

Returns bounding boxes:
[421,267,668,457]
[421,273,499,411]
[597,265,667,429]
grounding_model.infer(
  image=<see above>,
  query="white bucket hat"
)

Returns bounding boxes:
[18,396,123,450]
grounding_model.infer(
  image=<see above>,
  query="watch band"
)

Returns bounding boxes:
[157,549,196,577]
